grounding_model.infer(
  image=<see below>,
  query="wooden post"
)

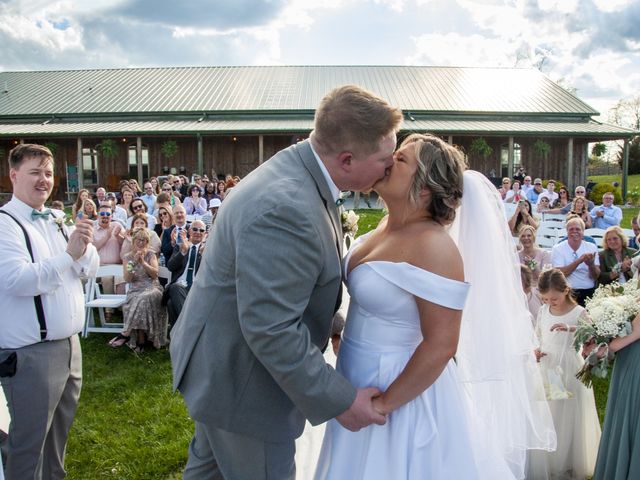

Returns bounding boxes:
[258,135,264,165]
[136,137,143,185]
[77,137,83,190]
[508,136,514,178]
[197,134,204,174]
[622,138,630,204]
[566,137,574,191]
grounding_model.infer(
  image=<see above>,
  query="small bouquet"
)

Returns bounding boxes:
[341,210,359,249]
[574,282,640,387]
[126,260,136,273]
[525,257,538,272]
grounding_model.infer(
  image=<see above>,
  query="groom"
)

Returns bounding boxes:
[170,85,403,479]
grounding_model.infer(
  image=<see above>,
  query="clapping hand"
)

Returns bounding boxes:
[66,218,93,260]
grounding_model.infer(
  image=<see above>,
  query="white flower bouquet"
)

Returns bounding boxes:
[126,260,136,273]
[574,282,640,386]
[341,210,359,249]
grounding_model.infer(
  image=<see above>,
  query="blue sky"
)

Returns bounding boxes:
[0,0,638,123]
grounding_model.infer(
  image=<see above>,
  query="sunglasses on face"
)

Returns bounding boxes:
[159,212,169,216]
[191,228,206,233]
[132,204,144,210]
[99,211,111,217]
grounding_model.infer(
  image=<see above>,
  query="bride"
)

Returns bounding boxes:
[313,134,555,479]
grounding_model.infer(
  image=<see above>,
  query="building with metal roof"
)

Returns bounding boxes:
[0,65,635,198]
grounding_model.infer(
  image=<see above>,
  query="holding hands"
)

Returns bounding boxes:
[336,387,387,431]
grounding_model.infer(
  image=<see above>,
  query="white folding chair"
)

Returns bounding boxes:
[158,266,171,282]
[83,264,127,337]
[536,234,557,249]
[584,228,606,248]
[541,212,566,223]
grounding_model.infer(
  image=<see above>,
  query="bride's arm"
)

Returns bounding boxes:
[372,231,463,415]
[372,299,462,415]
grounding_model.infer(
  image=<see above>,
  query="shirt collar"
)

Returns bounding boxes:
[7,196,44,223]
[309,142,341,204]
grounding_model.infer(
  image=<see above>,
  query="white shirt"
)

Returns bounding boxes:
[113,205,128,224]
[126,212,157,230]
[141,193,157,216]
[551,240,599,289]
[176,243,201,286]
[0,197,99,348]
[310,142,341,204]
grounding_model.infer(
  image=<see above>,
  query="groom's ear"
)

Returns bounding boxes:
[337,151,354,169]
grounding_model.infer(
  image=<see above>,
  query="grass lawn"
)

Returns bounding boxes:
[65,207,615,478]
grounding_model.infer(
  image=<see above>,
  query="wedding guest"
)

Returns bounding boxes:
[150,177,160,194]
[50,200,65,211]
[521,176,533,195]
[504,180,524,203]
[536,194,553,214]
[528,269,601,480]
[80,198,98,221]
[140,182,157,216]
[94,187,107,207]
[527,178,544,204]
[162,182,182,207]
[555,186,571,209]
[110,228,167,352]
[0,143,98,478]
[591,314,640,479]
[540,179,558,206]
[567,197,592,229]
[128,179,142,196]
[498,177,511,200]
[518,225,550,282]
[183,185,207,215]
[154,205,174,239]
[629,215,640,249]
[202,198,221,229]
[508,199,539,235]
[590,192,622,229]
[160,205,188,262]
[203,182,217,203]
[598,226,636,285]
[216,180,227,200]
[120,213,161,260]
[126,197,156,230]
[120,187,134,214]
[551,217,600,306]
[71,188,90,221]
[107,192,128,226]
[163,220,206,332]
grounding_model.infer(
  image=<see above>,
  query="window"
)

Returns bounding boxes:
[82,147,98,185]
[501,143,521,177]
[128,145,149,180]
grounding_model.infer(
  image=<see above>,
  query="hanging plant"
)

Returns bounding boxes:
[96,139,119,160]
[591,143,607,158]
[161,140,178,160]
[469,138,493,158]
[533,139,551,159]
[44,141,59,157]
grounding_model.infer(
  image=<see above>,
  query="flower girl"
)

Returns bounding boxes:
[528,268,601,479]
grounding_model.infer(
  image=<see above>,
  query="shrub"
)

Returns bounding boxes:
[589,183,622,204]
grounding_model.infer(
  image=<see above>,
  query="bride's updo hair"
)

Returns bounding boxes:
[402,133,467,225]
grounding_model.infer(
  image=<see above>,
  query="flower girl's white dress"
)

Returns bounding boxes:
[314,234,514,479]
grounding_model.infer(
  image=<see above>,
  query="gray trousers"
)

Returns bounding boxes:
[183,422,295,480]
[0,335,82,480]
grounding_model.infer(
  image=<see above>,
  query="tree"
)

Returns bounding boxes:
[609,95,640,131]
[617,136,640,175]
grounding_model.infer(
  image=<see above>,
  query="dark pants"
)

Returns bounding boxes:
[0,335,82,480]
[183,422,295,480]
[572,287,596,307]
[165,283,189,332]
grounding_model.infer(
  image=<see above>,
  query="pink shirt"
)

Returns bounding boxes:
[93,223,123,265]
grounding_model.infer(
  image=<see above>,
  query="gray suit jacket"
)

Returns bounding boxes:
[170,140,356,442]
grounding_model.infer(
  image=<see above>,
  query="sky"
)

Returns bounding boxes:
[0,0,639,124]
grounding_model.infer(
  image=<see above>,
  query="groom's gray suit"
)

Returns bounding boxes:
[170,140,356,475]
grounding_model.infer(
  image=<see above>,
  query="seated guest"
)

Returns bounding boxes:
[71,188,90,221]
[504,180,524,203]
[508,199,538,235]
[93,204,125,320]
[160,205,188,262]
[120,187,134,213]
[498,177,511,200]
[202,198,222,229]
[567,197,592,229]
[140,182,157,216]
[162,182,182,207]
[128,179,142,197]
[527,178,544,204]
[551,217,600,306]
[203,182,217,203]
[80,198,98,221]
[216,180,227,201]
[50,200,65,211]
[155,205,174,238]
[162,220,206,332]
[120,213,161,260]
[555,186,571,209]
[107,192,128,225]
[590,192,622,229]
[183,184,207,215]
[539,179,558,206]
[94,186,107,206]
[599,226,637,285]
[109,228,167,352]
[517,225,550,283]
[536,193,552,214]
[126,197,156,230]
[547,185,595,215]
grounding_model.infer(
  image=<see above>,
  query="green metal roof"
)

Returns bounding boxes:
[0,118,631,138]
[0,65,598,117]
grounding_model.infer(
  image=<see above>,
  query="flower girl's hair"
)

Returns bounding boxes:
[537,268,577,305]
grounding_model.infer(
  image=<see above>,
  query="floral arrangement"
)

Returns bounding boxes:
[341,210,359,249]
[525,257,538,272]
[126,261,136,273]
[573,282,640,386]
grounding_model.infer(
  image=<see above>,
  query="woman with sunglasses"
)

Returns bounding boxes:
[556,187,571,209]
[120,213,161,260]
[536,194,553,214]
[498,177,512,200]
[183,184,208,215]
[72,188,90,221]
[161,182,182,207]
[568,197,593,229]
[154,205,174,239]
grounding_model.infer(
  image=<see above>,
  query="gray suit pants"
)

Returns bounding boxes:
[0,335,82,480]
[184,422,295,480]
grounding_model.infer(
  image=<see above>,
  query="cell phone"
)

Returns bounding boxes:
[176,227,183,244]
[76,211,83,219]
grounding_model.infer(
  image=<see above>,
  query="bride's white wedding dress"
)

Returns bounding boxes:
[314,249,499,479]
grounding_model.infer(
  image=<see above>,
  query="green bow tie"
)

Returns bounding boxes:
[31,208,52,220]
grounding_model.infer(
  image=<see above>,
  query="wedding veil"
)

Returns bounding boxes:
[448,170,557,479]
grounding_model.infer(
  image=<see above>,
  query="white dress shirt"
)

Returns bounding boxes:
[310,142,341,204]
[0,197,99,349]
[551,240,600,289]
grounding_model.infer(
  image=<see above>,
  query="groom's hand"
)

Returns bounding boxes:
[336,387,387,431]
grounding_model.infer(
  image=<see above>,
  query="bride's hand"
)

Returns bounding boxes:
[372,395,387,416]
[534,348,546,362]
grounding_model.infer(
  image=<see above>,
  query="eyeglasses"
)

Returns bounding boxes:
[132,204,144,210]
[99,211,112,217]
[191,228,206,233]
[159,212,169,217]
[173,181,180,184]
[502,181,510,185]
[162,188,172,191]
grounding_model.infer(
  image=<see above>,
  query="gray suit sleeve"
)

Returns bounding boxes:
[235,203,356,424]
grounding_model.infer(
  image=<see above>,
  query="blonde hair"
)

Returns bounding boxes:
[311,85,403,157]
[538,268,576,304]
[400,133,467,225]
[603,226,628,251]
